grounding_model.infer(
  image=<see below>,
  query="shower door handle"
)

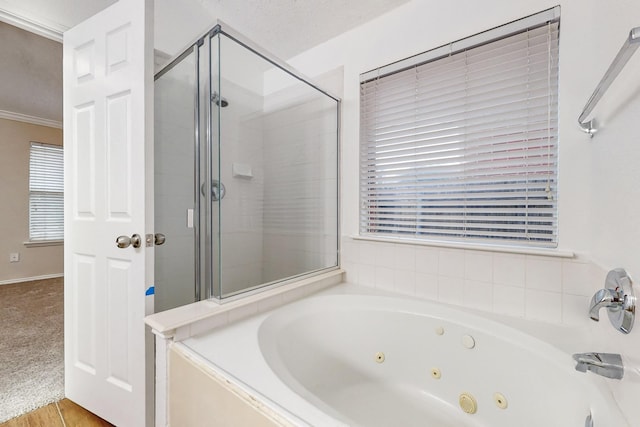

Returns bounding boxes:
[116,234,142,249]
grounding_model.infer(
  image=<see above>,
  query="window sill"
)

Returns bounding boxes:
[23,239,64,248]
[351,235,574,259]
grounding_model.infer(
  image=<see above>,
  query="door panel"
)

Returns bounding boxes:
[63,1,153,426]
[106,91,133,218]
[73,254,96,374]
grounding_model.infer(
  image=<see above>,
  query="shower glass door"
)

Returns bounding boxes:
[154,47,198,312]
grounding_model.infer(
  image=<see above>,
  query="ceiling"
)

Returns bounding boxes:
[0,0,410,59]
[0,0,117,37]
[0,0,409,122]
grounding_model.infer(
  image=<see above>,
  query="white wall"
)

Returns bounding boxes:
[587,0,640,287]
[282,0,640,348]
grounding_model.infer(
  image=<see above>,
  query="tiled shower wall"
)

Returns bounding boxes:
[341,237,607,327]
[218,80,265,295]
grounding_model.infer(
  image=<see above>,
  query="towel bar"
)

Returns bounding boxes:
[578,27,640,136]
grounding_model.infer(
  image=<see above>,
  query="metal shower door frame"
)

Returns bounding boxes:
[154,20,342,304]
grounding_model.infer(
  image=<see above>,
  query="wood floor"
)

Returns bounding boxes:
[0,399,113,427]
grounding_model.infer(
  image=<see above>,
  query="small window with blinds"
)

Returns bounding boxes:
[359,8,560,248]
[29,142,64,242]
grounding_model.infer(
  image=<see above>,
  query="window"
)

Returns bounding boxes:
[29,142,64,242]
[359,8,560,248]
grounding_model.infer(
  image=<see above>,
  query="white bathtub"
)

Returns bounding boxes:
[180,285,630,426]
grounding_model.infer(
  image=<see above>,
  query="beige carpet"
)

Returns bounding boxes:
[0,278,64,423]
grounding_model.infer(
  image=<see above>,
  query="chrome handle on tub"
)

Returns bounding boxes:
[588,268,635,334]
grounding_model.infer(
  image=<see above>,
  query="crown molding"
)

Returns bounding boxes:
[0,110,63,129]
[0,8,64,42]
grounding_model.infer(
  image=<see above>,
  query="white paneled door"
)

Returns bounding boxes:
[63,0,154,426]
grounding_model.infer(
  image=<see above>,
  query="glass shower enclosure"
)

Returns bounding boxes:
[154,23,339,311]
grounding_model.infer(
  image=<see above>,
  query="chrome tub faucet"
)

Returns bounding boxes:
[572,352,624,380]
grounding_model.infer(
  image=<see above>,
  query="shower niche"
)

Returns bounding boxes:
[154,23,339,309]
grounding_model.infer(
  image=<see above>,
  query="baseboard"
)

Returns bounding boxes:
[0,273,64,286]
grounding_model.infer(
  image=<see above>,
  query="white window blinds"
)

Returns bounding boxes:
[29,142,64,241]
[360,12,559,248]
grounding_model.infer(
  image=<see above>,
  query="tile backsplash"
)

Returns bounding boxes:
[341,237,605,327]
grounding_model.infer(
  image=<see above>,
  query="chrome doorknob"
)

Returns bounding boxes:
[154,233,166,246]
[116,235,130,248]
[116,234,142,249]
